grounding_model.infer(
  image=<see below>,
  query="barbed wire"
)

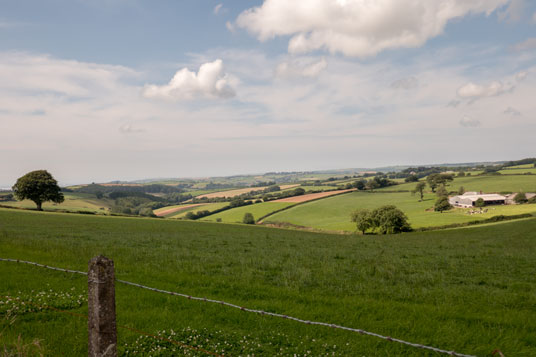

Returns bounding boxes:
[1,257,477,356]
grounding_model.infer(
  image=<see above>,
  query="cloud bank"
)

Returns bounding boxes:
[143,59,236,100]
[236,0,509,57]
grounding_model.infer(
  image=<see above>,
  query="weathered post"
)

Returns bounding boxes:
[88,256,117,357]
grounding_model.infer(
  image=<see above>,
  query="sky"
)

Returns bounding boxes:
[1,0,536,186]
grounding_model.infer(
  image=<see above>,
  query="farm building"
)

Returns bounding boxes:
[449,192,506,208]
[505,192,536,204]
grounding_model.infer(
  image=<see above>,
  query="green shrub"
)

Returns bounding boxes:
[514,192,528,204]
[243,212,255,224]
[434,196,452,212]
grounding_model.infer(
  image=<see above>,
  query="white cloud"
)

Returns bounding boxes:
[143,59,236,100]
[457,81,510,99]
[236,0,509,57]
[459,116,481,127]
[513,37,536,51]
[275,58,327,78]
[213,4,224,15]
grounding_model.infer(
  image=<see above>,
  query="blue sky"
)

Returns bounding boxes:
[1,0,536,185]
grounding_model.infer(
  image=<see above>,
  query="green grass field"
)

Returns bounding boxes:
[0,209,535,356]
[266,191,536,232]
[0,193,111,213]
[498,168,536,175]
[383,174,536,193]
[200,201,296,223]
[504,163,535,169]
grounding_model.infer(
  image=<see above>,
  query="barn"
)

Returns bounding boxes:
[449,192,506,208]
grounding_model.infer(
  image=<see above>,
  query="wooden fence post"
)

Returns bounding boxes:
[88,256,117,357]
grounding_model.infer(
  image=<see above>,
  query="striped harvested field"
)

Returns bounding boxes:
[198,184,299,199]
[273,189,355,203]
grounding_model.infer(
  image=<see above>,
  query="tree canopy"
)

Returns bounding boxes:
[350,209,373,234]
[412,182,426,201]
[475,198,485,211]
[243,212,255,224]
[426,173,454,192]
[436,184,448,198]
[434,196,452,213]
[371,205,412,234]
[514,192,528,204]
[12,170,64,210]
[351,205,411,234]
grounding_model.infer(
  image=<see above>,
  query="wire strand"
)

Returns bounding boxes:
[1,257,477,357]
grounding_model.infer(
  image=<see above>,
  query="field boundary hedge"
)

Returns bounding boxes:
[415,213,535,232]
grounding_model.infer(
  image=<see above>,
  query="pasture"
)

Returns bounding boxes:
[1,209,535,355]
[382,174,536,193]
[498,168,536,175]
[166,202,230,219]
[266,191,536,232]
[200,201,295,223]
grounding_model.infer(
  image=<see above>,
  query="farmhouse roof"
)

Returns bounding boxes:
[454,193,506,202]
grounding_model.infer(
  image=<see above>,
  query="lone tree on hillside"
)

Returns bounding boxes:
[371,205,411,234]
[365,179,380,192]
[12,170,64,211]
[243,212,255,224]
[434,196,452,213]
[350,209,373,234]
[412,182,426,201]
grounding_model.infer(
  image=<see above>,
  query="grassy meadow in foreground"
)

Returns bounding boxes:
[1,208,535,356]
[266,191,536,232]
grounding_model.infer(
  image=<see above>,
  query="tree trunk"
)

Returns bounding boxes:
[35,201,42,211]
